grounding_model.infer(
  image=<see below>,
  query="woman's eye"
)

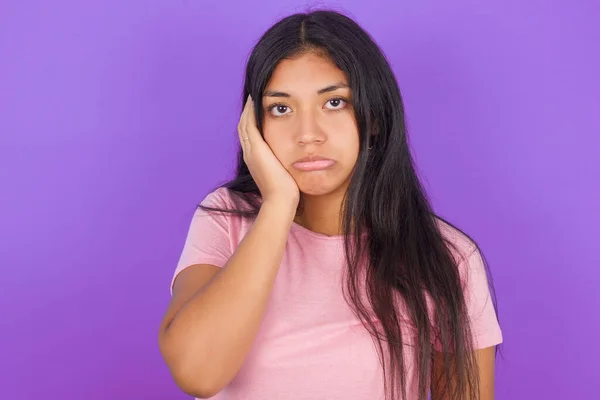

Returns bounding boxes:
[268,99,347,117]
[269,105,290,116]
[325,98,347,110]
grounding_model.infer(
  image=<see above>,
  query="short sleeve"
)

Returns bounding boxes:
[170,189,233,295]
[461,247,503,349]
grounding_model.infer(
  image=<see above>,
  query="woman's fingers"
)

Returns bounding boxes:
[238,96,251,155]
[245,97,260,144]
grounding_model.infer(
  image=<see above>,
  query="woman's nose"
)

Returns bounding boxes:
[296,111,326,146]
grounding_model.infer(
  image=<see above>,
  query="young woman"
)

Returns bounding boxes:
[159,10,502,400]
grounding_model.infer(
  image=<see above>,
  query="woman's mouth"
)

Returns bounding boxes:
[292,156,336,171]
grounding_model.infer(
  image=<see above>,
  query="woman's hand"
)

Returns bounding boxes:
[238,95,300,208]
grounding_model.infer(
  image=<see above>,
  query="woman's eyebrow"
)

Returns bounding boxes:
[317,83,350,94]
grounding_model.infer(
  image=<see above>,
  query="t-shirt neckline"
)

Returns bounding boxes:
[290,221,345,241]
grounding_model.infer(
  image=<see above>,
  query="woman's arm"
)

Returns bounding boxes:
[158,200,297,398]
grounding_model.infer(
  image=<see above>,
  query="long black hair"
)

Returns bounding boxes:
[201,10,499,400]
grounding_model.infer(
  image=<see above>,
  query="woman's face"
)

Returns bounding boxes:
[261,52,360,198]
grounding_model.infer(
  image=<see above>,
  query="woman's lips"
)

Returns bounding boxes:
[292,158,336,171]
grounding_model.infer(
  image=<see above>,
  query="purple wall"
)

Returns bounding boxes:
[1,1,598,399]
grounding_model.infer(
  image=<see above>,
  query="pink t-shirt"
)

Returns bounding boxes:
[171,187,503,400]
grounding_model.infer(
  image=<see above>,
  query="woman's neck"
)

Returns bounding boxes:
[294,192,345,237]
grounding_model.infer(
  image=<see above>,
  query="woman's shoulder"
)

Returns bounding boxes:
[199,186,260,223]
[200,186,233,206]
[434,217,479,265]
[200,186,256,209]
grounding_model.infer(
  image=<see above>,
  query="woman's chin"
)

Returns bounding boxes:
[297,180,345,197]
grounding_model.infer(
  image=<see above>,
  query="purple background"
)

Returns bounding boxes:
[1,1,599,399]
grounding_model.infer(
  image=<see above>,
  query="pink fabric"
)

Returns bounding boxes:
[171,187,503,400]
